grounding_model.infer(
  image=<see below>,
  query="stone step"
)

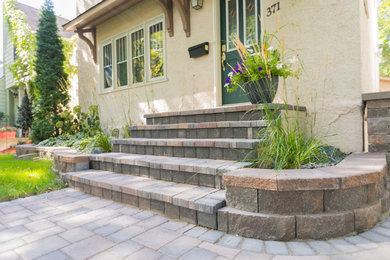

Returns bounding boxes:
[144,104,305,125]
[64,169,226,229]
[129,120,267,139]
[111,138,259,160]
[89,153,251,189]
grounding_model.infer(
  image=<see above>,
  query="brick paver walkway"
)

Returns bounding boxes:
[1,189,390,260]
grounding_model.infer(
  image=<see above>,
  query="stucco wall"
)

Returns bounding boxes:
[261,0,377,152]
[77,0,218,130]
[380,77,390,92]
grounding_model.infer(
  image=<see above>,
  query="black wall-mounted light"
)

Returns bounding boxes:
[191,0,203,10]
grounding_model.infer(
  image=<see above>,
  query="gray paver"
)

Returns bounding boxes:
[161,220,188,231]
[328,239,360,254]
[59,227,94,243]
[235,250,272,260]
[179,247,217,260]
[107,225,146,243]
[344,235,379,250]
[241,238,264,252]
[217,234,242,248]
[126,247,162,260]
[265,241,289,255]
[160,236,201,257]
[15,235,69,259]
[308,241,339,255]
[61,235,115,260]
[184,226,208,238]
[108,240,143,258]
[287,241,316,256]
[35,250,69,260]
[199,230,224,243]
[133,226,180,250]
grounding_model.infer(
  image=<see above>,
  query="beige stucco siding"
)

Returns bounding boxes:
[77,0,217,128]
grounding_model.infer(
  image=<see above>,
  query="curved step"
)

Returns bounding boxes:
[65,169,226,229]
[89,153,250,188]
[111,138,260,160]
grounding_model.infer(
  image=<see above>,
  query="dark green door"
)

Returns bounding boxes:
[221,0,261,105]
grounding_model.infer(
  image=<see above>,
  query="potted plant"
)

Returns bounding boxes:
[224,31,300,104]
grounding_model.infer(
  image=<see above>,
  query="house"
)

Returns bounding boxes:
[64,0,379,153]
[2,2,76,126]
[0,61,5,127]
[380,76,390,92]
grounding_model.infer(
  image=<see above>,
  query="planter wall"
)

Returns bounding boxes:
[0,131,16,139]
[221,153,390,241]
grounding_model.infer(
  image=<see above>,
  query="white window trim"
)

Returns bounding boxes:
[98,15,166,93]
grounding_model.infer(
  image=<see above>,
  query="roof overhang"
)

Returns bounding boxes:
[63,0,143,32]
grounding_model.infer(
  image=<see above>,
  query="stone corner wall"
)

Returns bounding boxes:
[364,93,390,159]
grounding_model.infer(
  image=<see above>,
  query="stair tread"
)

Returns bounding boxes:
[129,120,267,130]
[65,169,225,214]
[111,138,260,149]
[90,153,251,175]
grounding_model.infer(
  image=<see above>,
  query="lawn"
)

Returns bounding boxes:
[0,154,64,201]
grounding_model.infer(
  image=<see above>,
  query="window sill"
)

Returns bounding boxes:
[99,77,168,95]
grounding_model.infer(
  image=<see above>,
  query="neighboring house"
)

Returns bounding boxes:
[64,0,379,153]
[380,76,390,92]
[2,2,76,126]
[0,61,5,127]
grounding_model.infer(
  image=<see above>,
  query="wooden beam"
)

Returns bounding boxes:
[173,0,191,37]
[156,0,174,37]
[77,28,97,63]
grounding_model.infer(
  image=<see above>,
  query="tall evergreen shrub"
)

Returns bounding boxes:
[30,0,69,143]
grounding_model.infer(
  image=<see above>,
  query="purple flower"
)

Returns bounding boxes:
[225,77,231,83]
[258,67,263,71]
[239,58,243,62]
[235,64,241,70]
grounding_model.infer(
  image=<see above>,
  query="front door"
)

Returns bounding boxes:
[221,0,261,105]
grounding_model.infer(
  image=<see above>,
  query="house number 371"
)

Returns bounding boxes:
[267,2,280,16]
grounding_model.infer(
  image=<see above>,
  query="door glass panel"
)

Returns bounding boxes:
[227,0,238,50]
[245,0,256,46]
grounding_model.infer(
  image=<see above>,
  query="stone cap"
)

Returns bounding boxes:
[362,91,390,101]
[223,153,387,191]
[144,104,306,119]
[128,120,267,131]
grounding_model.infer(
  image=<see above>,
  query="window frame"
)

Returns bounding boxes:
[114,33,130,88]
[100,40,114,92]
[98,15,166,93]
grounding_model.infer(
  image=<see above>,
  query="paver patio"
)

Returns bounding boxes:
[1,188,390,260]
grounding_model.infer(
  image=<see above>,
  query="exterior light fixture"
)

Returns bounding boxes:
[191,0,203,10]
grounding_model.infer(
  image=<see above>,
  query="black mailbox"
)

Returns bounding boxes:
[188,42,209,58]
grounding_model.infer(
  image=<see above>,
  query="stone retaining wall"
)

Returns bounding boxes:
[221,153,390,240]
[363,92,390,156]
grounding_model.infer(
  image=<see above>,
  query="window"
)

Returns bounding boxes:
[149,22,164,79]
[116,36,128,87]
[103,43,113,89]
[244,0,257,46]
[100,16,165,91]
[131,29,145,84]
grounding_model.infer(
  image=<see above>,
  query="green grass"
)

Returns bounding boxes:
[0,154,64,201]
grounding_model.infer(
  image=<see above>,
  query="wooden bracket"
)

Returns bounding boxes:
[173,0,191,37]
[76,28,97,63]
[156,0,174,37]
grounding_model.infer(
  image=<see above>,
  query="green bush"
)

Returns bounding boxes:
[0,112,5,121]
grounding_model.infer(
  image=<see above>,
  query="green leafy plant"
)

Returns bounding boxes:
[248,103,345,170]
[0,126,18,133]
[16,91,33,137]
[225,29,301,93]
[379,0,390,77]
[0,112,5,121]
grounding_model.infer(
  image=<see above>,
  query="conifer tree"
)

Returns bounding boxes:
[30,0,69,142]
[16,91,33,137]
